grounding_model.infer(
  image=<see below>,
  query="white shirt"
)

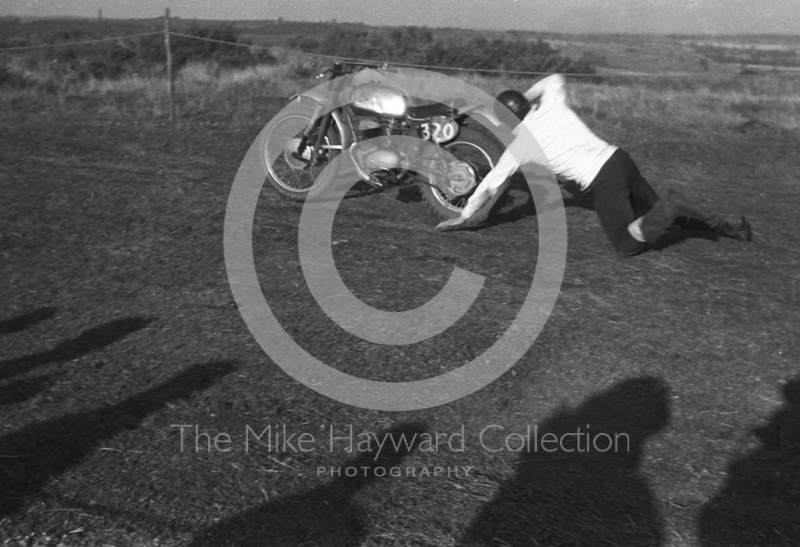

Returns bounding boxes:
[461,74,617,219]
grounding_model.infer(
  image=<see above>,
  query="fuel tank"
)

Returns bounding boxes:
[348,82,409,119]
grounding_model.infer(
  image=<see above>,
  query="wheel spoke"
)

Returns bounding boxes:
[265,114,340,196]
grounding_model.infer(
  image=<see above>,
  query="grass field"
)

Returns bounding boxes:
[2,27,800,547]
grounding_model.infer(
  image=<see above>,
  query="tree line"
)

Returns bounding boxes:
[290,27,596,75]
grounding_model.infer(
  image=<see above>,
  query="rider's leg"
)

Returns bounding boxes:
[592,149,752,247]
[590,150,649,257]
[640,188,752,243]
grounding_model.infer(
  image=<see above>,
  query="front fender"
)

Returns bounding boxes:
[288,90,328,107]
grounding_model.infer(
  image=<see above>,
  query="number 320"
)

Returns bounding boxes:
[420,116,459,144]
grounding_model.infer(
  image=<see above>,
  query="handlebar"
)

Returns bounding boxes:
[332,60,386,75]
[316,51,390,79]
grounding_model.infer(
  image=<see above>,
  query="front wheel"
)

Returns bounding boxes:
[261,108,343,202]
[418,124,505,221]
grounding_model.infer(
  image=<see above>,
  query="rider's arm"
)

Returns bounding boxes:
[459,148,519,220]
[523,74,566,106]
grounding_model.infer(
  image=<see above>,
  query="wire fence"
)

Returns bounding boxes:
[0,25,729,79]
[3,15,794,122]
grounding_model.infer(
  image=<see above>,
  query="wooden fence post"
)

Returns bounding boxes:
[164,7,176,122]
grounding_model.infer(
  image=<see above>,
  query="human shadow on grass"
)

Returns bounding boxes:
[0,317,153,382]
[0,361,236,518]
[0,374,60,407]
[459,377,670,547]
[189,422,428,547]
[698,376,800,547]
[0,307,57,337]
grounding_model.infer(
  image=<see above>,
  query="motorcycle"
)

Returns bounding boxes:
[259,59,505,220]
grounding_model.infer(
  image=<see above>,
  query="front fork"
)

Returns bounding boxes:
[294,103,333,167]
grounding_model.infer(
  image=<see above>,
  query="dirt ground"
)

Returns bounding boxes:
[1,99,799,546]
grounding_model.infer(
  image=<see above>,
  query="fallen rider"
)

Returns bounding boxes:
[435,74,752,255]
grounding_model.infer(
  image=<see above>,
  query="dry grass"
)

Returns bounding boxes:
[3,59,800,132]
[458,71,800,130]
[0,61,316,120]
[580,78,800,129]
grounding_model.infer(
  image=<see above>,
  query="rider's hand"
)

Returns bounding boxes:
[435,216,468,231]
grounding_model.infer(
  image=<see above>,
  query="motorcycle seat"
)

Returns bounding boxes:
[407,99,464,119]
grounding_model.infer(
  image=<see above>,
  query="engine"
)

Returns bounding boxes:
[348,138,405,186]
[361,145,402,171]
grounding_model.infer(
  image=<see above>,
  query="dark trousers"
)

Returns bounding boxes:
[589,149,660,256]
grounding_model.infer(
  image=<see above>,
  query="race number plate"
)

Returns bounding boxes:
[419,116,460,144]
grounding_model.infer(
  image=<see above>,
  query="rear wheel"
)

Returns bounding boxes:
[418,124,505,221]
[261,109,343,201]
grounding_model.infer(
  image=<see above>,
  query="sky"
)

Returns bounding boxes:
[3,0,800,34]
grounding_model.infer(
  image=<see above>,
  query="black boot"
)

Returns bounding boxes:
[665,189,752,241]
[708,215,753,241]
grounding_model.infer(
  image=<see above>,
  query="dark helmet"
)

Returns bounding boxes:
[495,89,531,123]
